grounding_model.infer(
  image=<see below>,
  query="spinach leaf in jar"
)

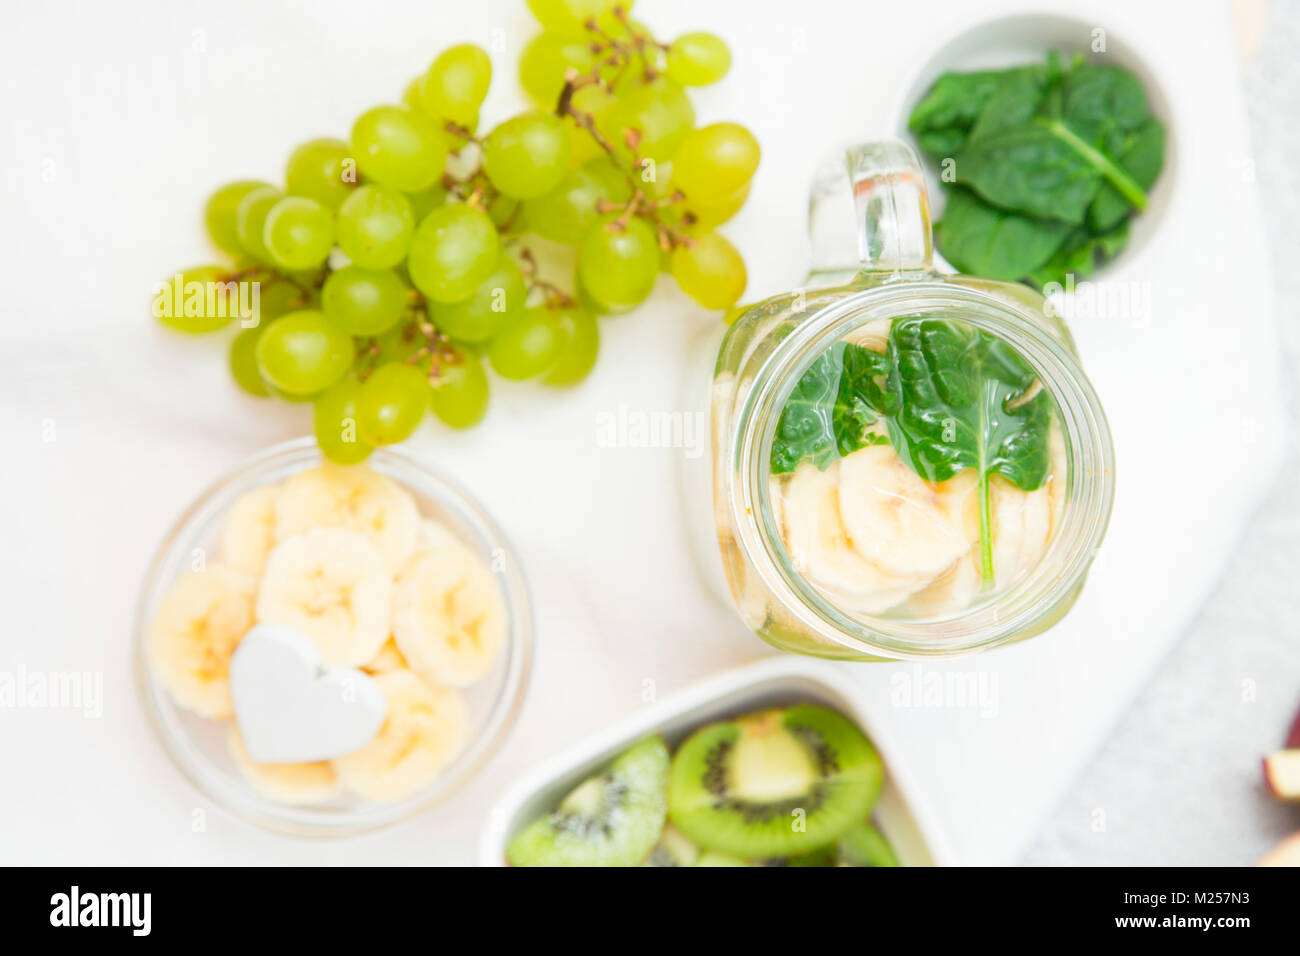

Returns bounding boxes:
[770,342,892,475]
[885,318,1051,586]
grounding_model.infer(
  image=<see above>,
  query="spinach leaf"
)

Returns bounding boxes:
[935,188,1073,281]
[1026,219,1130,287]
[885,318,1051,584]
[907,52,1164,289]
[1087,117,1165,231]
[957,121,1106,224]
[770,342,892,474]
[908,70,1009,160]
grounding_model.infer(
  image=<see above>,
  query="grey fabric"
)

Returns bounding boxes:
[1023,0,1300,866]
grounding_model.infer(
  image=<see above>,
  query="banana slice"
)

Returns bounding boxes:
[274,464,419,571]
[392,542,505,687]
[331,670,468,802]
[220,484,281,577]
[778,461,929,614]
[837,444,969,578]
[256,528,392,667]
[416,517,461,552]
[363,638,409,674]
[905,552,981,618]
[935,470,1052,590]
[148,565,257,718]
[843,317,891,353]
[228,726,340,805]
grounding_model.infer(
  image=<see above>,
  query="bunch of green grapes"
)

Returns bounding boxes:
[154,0,757,464]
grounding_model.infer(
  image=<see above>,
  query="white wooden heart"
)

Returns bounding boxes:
[230,623,387,764]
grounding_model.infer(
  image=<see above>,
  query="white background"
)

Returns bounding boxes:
[1,0,1295,865]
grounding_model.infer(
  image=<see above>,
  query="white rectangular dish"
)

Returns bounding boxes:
[478,656,956,866]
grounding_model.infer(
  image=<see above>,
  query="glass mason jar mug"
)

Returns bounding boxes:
[688,142,1115,660]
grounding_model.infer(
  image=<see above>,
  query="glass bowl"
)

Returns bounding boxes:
[134,438,533,836]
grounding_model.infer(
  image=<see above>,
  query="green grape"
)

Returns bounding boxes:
[488,194,523,233]
[567,84,618,163]
[336,184,415,269]
[429,347,489,428]
[420,44,491,127]
[685,181,750,228]
[525,0,630,36]
[263,196,335,271]
[545,308,599,385]
[583,156,634,202]
[230,326,270,396]
[483,111,572,200]
[204,180,270,256]
[518,33,597,107]
[285,138,357,211]
[371,320,424,365]
[430,255,524,343]
[612,76,694,164]
[405,182,448,221]
[669,232,746,309]
[523,162,614,243]
[577,214,659,311]
[351,105,447,192]
[356,362,428,445]
[671,122,760,201]
[487,307,564,380]
[255,309,355,396]
[313,378,374,464]
[235,186,285,264]
[255,279,312,324]
[665,32,731,86]
[322,266,407,335]
[153,265,239,333]
[407,203,501,303]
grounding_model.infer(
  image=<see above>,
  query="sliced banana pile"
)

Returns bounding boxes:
[148,463,508,806]
[774,433,1067,619]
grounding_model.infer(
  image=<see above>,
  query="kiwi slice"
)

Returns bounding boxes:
[837,822,899,866]
[695,850,750,866]
[668,703,882,858]
[507,736,670,866]
[644,825,700,867]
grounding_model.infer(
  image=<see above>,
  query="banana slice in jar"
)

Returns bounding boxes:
[148,565,257,718]
[331,670,468,802]
[227,726,340,805]
[778,459,937,614]
[934,470,1053,591]
[274,464,419,572]
[256,528,392,667]
[837,445,970,578]
[220,484,281,577]
[392,540,506,688]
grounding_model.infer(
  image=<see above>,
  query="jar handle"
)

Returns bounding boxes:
[807,141,934,277]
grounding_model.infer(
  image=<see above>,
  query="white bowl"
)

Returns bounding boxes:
[478,656,955,866]
[889,12,1176,277]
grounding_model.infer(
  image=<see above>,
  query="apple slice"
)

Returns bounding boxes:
[1262,750,1300,801]
[1258,833,1300,867]
[1287,705,1300,749]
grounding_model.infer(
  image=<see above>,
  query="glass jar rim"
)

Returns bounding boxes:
[729,279,1115,658]
[133,437,534,835]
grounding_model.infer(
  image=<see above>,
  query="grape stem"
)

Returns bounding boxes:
[554,67,695,253]
[515,246,576,308]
